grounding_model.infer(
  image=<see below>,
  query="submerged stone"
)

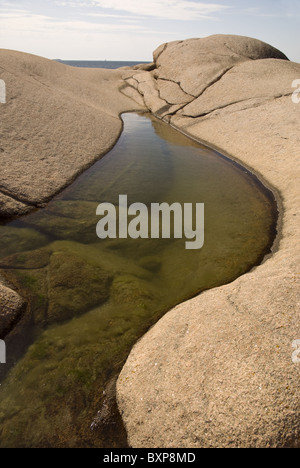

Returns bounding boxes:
[47,251,113,323]
[0,226,49,260]
[19,200,100,244]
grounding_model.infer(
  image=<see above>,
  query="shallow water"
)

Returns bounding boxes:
[0,113,276,447]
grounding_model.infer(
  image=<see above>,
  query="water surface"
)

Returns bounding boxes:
[54,60,148,69]
[0,113,276,447]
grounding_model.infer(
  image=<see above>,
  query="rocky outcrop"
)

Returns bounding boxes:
[117,35,300,447]
[120,35,290,119]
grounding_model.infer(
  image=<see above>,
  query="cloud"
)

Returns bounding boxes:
[83,12,141,23]
[0,7,168,60]
[60,0,231,21]
[0,9,169,36]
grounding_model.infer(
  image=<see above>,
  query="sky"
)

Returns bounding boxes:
[0,0,299,62]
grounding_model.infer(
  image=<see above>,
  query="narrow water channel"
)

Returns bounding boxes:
[0,113,276,447]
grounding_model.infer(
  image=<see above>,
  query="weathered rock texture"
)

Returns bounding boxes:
[117,35,300,447]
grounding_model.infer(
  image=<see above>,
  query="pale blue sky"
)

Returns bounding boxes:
[0,0,299,62]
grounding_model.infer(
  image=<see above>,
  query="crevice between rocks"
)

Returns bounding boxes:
[157,77,195,100]
[153,43,169,63]
[0,187,39,209]
[193,66,235,99]
[182,92,294,119]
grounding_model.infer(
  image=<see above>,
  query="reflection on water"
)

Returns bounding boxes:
[0,113,276,447]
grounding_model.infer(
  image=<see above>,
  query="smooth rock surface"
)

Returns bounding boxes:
[117,35,300,448]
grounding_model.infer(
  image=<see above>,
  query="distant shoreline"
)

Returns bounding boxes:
[54,60,149,69]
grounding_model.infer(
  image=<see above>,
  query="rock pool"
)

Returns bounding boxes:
[0,113,277,447]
